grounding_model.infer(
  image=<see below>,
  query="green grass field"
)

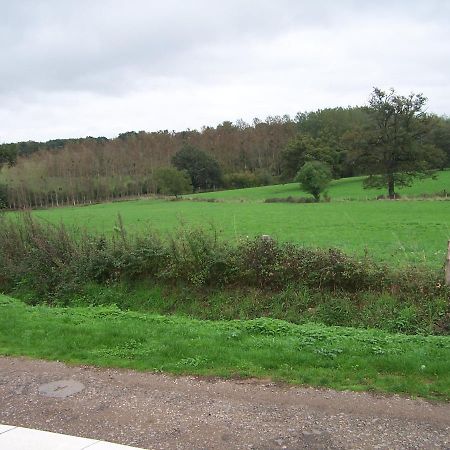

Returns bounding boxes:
[4,170,445,266]
[1,294,448,400]
[31,194,450,267]
[192,170,450,201]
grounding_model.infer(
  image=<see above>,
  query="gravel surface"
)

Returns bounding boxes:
[0,357,449,449]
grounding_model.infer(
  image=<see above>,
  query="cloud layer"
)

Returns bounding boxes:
[2,0,449,142]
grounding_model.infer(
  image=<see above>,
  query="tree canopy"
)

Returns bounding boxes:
[153,167,192,197]
[0,144,17,168]
[172,144,222,191]
[354,88,445,198]
[295,161,332,201]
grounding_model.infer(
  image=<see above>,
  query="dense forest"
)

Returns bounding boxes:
[1,100,449,209]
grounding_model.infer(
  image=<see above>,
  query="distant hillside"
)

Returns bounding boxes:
[1,106,449,209]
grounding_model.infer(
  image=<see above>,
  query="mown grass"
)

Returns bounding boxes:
[1,294,449,400]
[29,198,450,267]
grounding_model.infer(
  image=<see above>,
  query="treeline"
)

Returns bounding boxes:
[0,117,295,208]
[1,104,449,209]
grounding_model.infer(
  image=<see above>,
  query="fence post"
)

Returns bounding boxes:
[446,240,450,286]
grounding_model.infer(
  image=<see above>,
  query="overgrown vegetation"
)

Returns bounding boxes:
[1,295,449,400]
[1,215,448,335]
[26,185,450,267]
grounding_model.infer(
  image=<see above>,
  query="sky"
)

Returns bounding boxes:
[1,0,449,143]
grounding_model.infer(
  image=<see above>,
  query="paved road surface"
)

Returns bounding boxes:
[0,357,449,449]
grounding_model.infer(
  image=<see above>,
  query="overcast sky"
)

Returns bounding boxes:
[1,0,449,142]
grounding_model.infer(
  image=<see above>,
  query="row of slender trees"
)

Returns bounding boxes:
[1,88,449,208]
[1,117,296,208]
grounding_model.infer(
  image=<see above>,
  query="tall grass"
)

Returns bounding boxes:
[0,214,448,334]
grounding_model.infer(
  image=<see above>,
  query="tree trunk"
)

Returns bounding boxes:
[387,174,395,199]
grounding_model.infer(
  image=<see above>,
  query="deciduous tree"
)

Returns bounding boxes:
[295,161,332,201]
[172,144,222,191]
[356,88,445,198]
[153,167,192,197]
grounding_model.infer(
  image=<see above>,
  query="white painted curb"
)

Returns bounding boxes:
[0,424,144,450]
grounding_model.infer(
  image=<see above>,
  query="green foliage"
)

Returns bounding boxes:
[280,107,370,180]
[295,161,332,201]
[153,167,192,197]
[1,295,449,399]
[222,170,274,190]
[264,196,318,203]
[281,135,339,181]
[223,171,258,189]
[1,215,448,336]
[355,87,446,198]
[0,144,17,168]
[172,144,222,191]
[427,115,450,166]
[0,184,8,209]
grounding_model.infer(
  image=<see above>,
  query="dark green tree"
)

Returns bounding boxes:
[280,135,339,181]
[295,161,332,201]
[355,88,445,198]
[153,167,192,197]
[0,144,18,168]
[426,115,450,167]
[172,144,222,191]
[294,107,371,178]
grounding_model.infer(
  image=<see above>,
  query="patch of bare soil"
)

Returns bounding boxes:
[0,357,449,449]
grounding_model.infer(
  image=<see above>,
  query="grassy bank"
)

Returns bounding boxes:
[1,215,448,335]
[14,282,447,336]
[1,294,449,400]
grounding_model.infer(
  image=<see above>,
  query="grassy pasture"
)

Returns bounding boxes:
[1,294,449,400]
[192,170,450,201]
[4,170,445,266]
[30,196,450,267]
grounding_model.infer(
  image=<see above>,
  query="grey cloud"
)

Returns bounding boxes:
[0,0,449,141]
[4,0,447,96]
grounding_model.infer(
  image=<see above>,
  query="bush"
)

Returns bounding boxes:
[265,196,318,203]
[153,167,193,197]
[0,214,448,330]
[223,172,259,189]
[295,161,332,201]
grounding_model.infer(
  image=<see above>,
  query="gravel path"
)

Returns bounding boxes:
[0,357,449,449]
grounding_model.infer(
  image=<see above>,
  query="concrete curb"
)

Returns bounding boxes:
[0,424,143,450]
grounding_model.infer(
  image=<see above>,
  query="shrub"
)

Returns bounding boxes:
[153,167,193,197]
[265,196,318,203]
[295,161,332,201]
[0,214,448,315]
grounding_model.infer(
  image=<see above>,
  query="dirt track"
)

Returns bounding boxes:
[0,357,449,449]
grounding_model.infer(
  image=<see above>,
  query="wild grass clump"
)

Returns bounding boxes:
[0,214,448,333]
